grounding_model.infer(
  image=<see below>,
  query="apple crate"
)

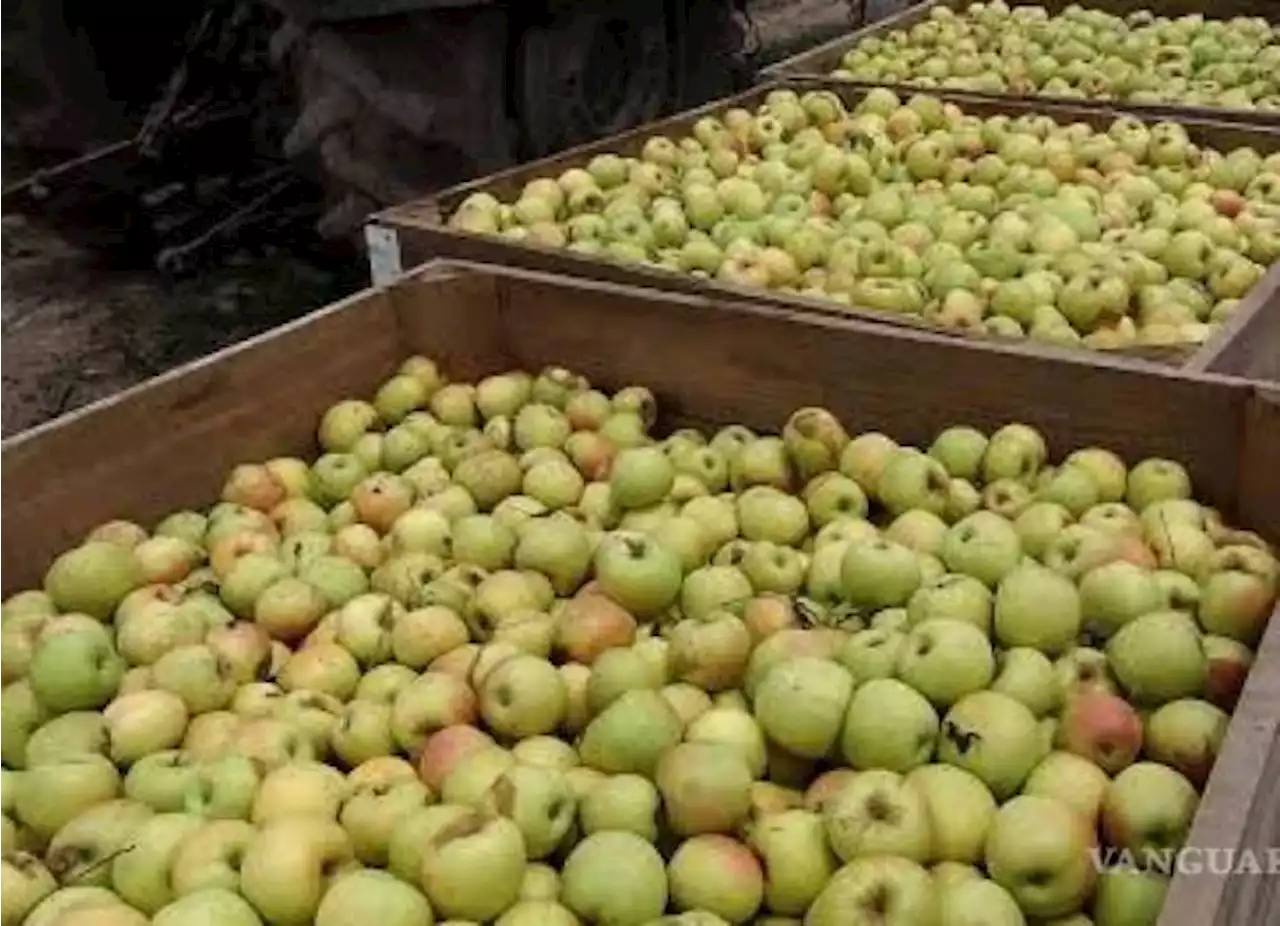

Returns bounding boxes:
[370,79,1280,380]
[3,259,1278,925]
[761,0,1280,128]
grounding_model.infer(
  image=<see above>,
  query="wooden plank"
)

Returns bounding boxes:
[1158,385,1280,926]
[761,0,1280,129]
[0,288,404,593]
[1186,266,1280,384]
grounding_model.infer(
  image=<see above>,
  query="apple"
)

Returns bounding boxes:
[480,654,567,739]
[877,453,952,518]
[1079,561,1164,639]
[991,647,1062,717]
[753,657,853,759]
[1,684,51,768]
[1059,691,1143,775]
[906,574,992,634]
[906,763,997,865]
[1,853,57,924]
[579,689,682,776]
[666,834,764,923]
[805,855,937,926]
[240,817,356,925]
[1202,634,1252,712]
[986,795,1097,919]
[656,742,753,837]
[1092,866,1169,926]
[941,512,1023,587]
[1101,762,1198,856]
[40,796,151,888]
[1106,610,1207,705]
[840,677,939,773]
[561,830,668,925]
[152,887,268,926]
[937,691,1040,800]
[481,763,575,859]
[27,631,125,713]
[168,818,256,894]
[993,562,1082,656]
[896,618,995,707]
[579,772,660,841]
[43,541,143,620]
[737,487,810,546]
[1143,698,1228,789]
[593,533,682,618]
[837,628,906,686]
[841,539,923,610]
[14,754,121,841]
[1126,458,1191,512]
[102,689,188,765]
[110,812,205,913]
[669,615,752,693]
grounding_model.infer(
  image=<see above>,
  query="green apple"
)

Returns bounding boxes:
[994,563,1082,656]
[240,817,356,925]
[1106,610,1207,705]
[1101,762,1197,856]
[753,657,854,759]
[896,618,995,707]
[986,795,1097,919]
[561,830,668,925]
[937,691,1040,800]
[840,678,939,773]
[805,855,936,926]
[152,888,264,926]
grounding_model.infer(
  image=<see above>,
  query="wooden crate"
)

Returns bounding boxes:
[2,259,1278,925]
[761,0,1280,128]
[370,80,1280,379]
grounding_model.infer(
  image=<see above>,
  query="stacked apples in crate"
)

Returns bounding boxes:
[3,356,1276,925]
[449,87,1279,352]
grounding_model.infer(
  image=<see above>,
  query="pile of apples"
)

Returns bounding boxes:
[3,357,1277,926]
[833,2,1280,110]
[446,86,1280,351]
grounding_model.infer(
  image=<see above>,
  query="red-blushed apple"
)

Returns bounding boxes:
[1101,762,1198,857]
[742,594,800,642]
[1197,547,1278,646]
[561,830,668,924]
[1201,634,1253,712]
[937,690,1041,800]
[1059,690,1144,774]
[1106,610,1207,705]
[993,562,1082,656]
[1143,698,1228,789]
[986,795,1097,919]
[906,763,997,865]
[753,657,854,759]
[896,618,996,707]
[416,724,495,792]
[823,769,933,863]
[277,642,361,701]
[389,670,478,755]
[804,769,859,815]
[805,855,937,926]
[556,589,638,664]
[667,834,764,923]
[656,742,754,836]
[841,677,940,773]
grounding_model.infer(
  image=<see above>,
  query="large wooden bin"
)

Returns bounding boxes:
[2,260,1278,926]
[761,0,1280,128]
[369,80,1280,379]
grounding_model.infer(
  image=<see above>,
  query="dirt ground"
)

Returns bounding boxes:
[1,216,357,436]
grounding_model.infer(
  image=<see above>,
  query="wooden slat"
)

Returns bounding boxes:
[1186,267,1280,384]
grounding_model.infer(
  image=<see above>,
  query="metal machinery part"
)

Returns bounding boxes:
[265,0,747,238]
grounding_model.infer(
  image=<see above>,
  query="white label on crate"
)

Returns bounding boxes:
[365,224,403,286]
